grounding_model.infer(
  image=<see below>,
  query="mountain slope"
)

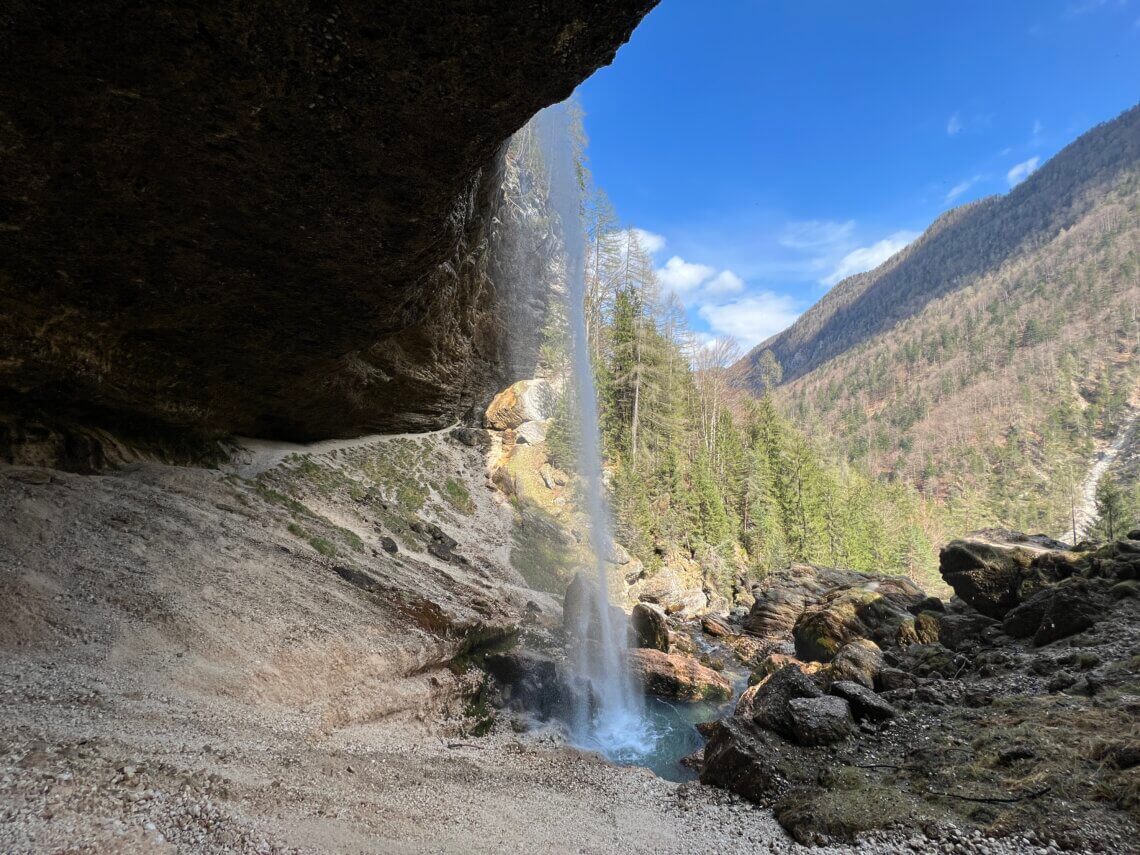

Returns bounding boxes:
[737,104,1140,387]
[734,104,1140,537]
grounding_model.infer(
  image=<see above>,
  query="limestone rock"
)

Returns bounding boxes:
[629,565,708,618]
[792,580,923,662]
[485,380,555,431]
[630,603,670,652]
[701,614,733,637]
[938,533,1052,619]
[514,420,549,445]
[1002,577,1107,646]
[787,696,854,746]
[626,648,732,702]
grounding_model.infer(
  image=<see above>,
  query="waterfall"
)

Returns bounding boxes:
[538,102,654,762]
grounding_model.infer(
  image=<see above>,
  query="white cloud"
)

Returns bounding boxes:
[945,175,983,203]
[698,293,802,352]
[946,112,963,136]
[1032,119,1044,137]
[778,219,856,250]
[1007,156,1040,187]
[656,255,716,293]
[630,227,666,254]
[822,231,919,287]
[704,270,745,295]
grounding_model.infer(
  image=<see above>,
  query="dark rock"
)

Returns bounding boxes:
[701,718,795,803]
[1002,577,1106,646]
[379,537,398,554]
[793,579,923,661]
[483,651,571,721]
[450,427,491,450]
[0,0,656,443]
[932,610,997,652]
[829,681,897,722]
[899,643,961,679]
[875,667,919,692]
[630,603,670,652]
[909,596,945,614]
[939,535,1039,619]
[427,542,453,562]
[787,696,855,746]
[1047,671,1077,692]
[752,665,824,736]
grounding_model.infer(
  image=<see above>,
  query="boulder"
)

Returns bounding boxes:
[483,651,570,720]
[829,681,897,722]
[898,643,961,679]
[792,581,923,662]
[627,648,732,702]
[630,603,670,652]
[826,639,884,689]
[629,565,708,618]
[787,696,855,746]
[1002,577,1107,646]
[874,667,919,692]
[938,533,1048,619]
[484,380,555,431]
[701,718,797,803]
[742,563,867,640]
[751,665,823,736]
[701,614,734,637]
[929,609,997,652]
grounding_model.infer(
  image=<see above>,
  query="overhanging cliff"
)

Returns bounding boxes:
[0,0,656,443]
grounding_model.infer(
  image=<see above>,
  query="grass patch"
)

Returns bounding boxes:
[509,499,578,593]
[255,483,312,517]
[287,522,307,538]
[309,536,337,558]
[442,477,475,515]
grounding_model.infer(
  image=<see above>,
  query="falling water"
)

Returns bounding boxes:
[538,102,654,762]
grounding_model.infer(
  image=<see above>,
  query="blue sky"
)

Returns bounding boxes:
[575,0,1140,351]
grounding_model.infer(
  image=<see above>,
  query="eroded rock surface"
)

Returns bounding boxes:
[0,1,656,444]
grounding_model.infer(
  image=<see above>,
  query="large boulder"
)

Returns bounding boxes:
[627,648,732,702]
[630,603,670,652]
[743,563,866,640]
[826,639,884,689]
[939,532,1060,619]
[829,681,897,722]
[792,580,924,662]
[485,380,555,431]
[628,565,708,618]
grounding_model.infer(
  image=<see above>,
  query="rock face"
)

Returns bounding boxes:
[484,380,555,431]
[630,603,670,652]
[0,1,656,445]
[787,696,854,746]
[938,531,1068,618]
[626,648,732,702]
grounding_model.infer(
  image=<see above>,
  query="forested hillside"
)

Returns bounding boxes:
[737,104,1140,387]
[736,106,1140,539]
[537,122,941,591]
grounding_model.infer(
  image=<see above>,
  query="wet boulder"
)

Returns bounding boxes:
[792,580,923,662]
[626,648,732,702]
[1002,577,1108,646]
[483,651,571,720]
[630,602,670,652]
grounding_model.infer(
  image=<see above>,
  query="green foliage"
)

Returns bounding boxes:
[442,477,475,515]
[1090,473,1135,542]
[309,536,337,558]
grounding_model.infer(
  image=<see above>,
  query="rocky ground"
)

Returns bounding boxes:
[3,394,1137,853]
